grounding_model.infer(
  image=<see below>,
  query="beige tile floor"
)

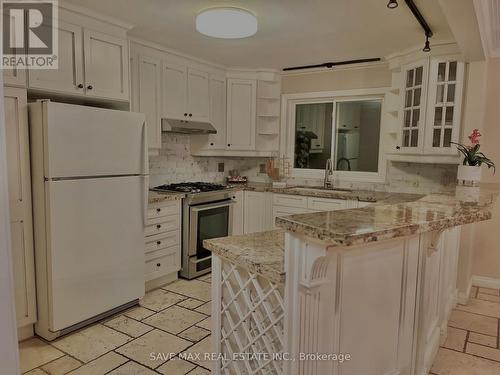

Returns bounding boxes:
[19,279,500,375]
[20,274,212,375]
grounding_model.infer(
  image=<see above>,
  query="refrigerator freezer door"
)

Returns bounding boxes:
[39,101,147,178]
[46,176,145,331]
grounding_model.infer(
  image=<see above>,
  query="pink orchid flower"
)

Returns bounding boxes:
[468,129,482,146]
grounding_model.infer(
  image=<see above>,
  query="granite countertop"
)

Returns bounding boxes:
[204,230,285,284]
[276,184,500,247]
[228,182,423,203]
[148,191,185,204]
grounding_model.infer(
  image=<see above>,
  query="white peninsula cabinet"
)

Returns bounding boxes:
[28,6,130,101]
[4,87,37,339]
[392,55,465,162]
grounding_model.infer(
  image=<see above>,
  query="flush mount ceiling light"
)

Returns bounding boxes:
[387,0,399,9]
[196,7,257,39]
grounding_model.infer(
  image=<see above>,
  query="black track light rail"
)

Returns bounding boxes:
[404,0,433,38]
[283,58,381,72]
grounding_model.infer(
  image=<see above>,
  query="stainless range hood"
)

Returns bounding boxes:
[161,118,217,134]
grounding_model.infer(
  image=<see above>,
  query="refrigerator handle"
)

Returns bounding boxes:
[142,175,149,226]
[142,119,149,175]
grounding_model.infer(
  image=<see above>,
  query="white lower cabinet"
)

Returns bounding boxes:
[144,200,181,284]
[243,191,273,234]
[231,191,244,236]
[4,87,37,330]
[416,227,461,375]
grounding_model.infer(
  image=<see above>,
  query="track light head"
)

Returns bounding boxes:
[423,36,431,52]
[387,0,399,9]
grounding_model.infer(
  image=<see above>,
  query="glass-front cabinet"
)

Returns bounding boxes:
[398,60,428,153]
[397,56,465,157]
[424,58,465,155]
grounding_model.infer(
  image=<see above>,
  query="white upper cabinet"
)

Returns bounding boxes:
[162,62,210,121]
[187,68,210,122]
[136,54,162,150]
[26,8,130,102]
[29,21,84,94]
[397,59,428,154]
[395,55,465,158]
[162,61,188,119]
[424,58,465,155]
[207,75,227,149]
[83,30,129,101]
[226,78,257,151]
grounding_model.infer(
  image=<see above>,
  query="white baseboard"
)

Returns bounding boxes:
[472,275,500,290]
[457,279,473,305]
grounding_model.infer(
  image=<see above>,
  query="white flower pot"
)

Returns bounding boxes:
[457,165,482,186]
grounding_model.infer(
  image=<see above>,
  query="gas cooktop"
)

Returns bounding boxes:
[152,182,230,194]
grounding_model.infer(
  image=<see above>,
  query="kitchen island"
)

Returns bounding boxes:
[204,185,499,375]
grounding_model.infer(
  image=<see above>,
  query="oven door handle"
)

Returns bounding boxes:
[189,255,212,264]
[191,200,236,212]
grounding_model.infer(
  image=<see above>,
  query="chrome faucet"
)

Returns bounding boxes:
[324,158,334,189]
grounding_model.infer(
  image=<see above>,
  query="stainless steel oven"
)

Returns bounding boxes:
[180,189,235,279]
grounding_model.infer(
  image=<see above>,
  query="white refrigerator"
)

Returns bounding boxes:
[29,100,148,340]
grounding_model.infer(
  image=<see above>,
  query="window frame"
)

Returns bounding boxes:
[280,88,389,183]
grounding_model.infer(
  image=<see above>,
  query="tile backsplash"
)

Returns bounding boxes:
[149,133,457,193]
[148,133,268,187]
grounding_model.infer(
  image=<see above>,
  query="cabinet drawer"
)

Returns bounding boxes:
[147,201,180,222]
[145,248,180,281]
[144,231,180,254]
[273,194,308,209]
[307,197,348,212]
[144,216,180,237]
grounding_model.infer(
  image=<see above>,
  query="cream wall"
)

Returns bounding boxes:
[470,58,500,280]
[281,64,392,94]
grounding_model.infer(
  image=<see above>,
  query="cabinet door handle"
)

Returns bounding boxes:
[227,144,231,147]
[156,224,161,229]
[77,83,83,88]
[156,263,161,267]
[87,85,93,90]
[156,208,161,213]
[188,113,192,117]
[210,143,214,146]
[184,113,188,117]
[156,241,161,245]
[396,146,401,150]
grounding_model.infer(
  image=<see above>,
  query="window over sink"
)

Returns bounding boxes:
[284,90,385,181]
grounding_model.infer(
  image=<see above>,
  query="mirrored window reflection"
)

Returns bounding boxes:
[335,100,382,173]
[294,102,333,169]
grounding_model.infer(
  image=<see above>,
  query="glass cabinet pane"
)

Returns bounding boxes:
[447,84,456,102]
[443,129,452,147]
[437,63,446,82]
[415,67,423,85]
[405,90,412,108]
[413,88,421,106]
[404,110,411,127]
[448,62,457,81]
[410,130,418,147]
[406,70,414,87]
[436,85,444,103]
[445,107,454,125]
[434,107,443,125]
[403,130,410,147]
[412,109,420,127]
[433,129,441,147]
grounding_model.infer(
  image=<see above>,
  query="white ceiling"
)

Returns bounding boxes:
[63,0,455,69]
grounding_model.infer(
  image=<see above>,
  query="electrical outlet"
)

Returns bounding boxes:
[259,164,266,173]
[218,162,225,173]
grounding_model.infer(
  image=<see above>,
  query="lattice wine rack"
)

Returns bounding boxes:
[212,258,285,375]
